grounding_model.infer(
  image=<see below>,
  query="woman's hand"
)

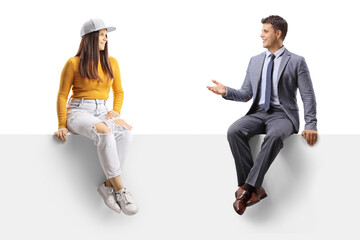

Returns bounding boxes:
[106,110,120,119]
[54,128,69,142]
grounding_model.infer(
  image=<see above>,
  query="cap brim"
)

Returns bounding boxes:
[105,26,116,33]
[80,26,116,37]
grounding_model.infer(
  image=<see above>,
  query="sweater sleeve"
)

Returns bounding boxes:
[111,57,124,114]
[56,58,74,129]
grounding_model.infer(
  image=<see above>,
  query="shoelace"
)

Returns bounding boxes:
[115,190,134,204]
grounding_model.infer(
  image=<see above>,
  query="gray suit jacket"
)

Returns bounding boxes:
[223,48,317,133]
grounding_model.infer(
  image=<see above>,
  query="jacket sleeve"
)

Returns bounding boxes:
[297,57,317,131]
[222,57,253,102]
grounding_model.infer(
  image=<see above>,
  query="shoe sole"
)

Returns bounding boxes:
[120,206,138,216]
[97,188,122,214]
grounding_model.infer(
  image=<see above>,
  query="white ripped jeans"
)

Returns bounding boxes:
[66,98,133,179]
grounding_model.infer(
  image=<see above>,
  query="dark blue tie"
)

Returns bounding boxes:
[265,54,275,112]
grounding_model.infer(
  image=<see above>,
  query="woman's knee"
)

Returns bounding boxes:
[114,119,132,130]
[93,122,111,134]
[114,125,133,144]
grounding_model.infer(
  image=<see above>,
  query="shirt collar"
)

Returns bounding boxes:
[266,45,285,59]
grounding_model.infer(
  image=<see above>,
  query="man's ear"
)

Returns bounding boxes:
[276,30,282,40]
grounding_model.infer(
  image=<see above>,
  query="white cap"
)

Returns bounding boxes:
[80,18,116,37]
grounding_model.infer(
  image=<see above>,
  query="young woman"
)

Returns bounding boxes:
[54,18,138,215]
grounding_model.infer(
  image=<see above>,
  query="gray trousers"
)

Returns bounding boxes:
[227,105,294,188]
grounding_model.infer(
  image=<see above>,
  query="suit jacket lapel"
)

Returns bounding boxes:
[277,49,291,83]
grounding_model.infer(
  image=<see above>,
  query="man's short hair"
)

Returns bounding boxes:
[261,15,288,41]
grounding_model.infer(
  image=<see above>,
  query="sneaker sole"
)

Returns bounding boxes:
[118,202,138,216]
[121,208,138,216]
[97,187,121,214]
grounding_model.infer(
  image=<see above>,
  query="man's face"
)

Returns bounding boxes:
[260,23,281,49]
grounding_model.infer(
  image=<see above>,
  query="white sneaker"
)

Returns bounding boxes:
[115,188,138,216]
[97,183,121,214]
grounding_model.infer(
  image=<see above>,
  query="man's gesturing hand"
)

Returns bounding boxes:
[207,80,226,96]
[301,129,318,146]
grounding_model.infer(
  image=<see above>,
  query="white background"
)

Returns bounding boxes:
[1,1,359,238]
[0,0,359,134]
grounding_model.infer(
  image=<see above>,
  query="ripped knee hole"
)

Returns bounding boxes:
[114,119,131,130]
[92,122,111,134]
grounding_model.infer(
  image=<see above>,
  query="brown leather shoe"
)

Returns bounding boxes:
[235,186,267,207]
[247,187,267,207]
[233,189,251,215]
[234,185,245,198]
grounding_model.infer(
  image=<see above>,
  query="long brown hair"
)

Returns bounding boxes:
[75,30,114,81]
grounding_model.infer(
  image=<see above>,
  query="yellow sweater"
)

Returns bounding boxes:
[57,56,124,129]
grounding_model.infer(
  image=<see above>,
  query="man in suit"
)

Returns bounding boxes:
[207,15,318,215]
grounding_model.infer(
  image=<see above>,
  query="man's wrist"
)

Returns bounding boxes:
[222,86,227,97]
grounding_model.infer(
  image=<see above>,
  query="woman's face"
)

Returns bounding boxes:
[98,29,108,51]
